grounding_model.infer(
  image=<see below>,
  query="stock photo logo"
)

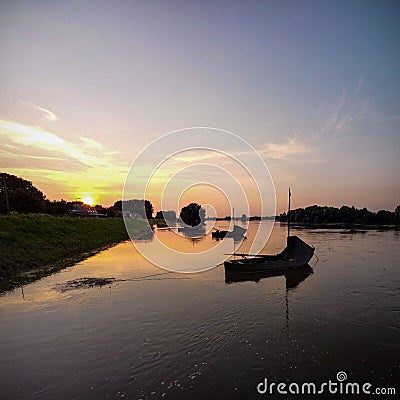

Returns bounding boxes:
[123,127,276,273]
[257,371,396,396]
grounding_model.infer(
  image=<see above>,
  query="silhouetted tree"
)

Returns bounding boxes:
[279,204,397,225]
[112,199,154,219]
[144,200,154,219]
[112,200,123,211]
[0,173,46,214]
[376,210,392,224]
[241,213,247,222]
[395,205,400,225]
[155,210,176,221]
[44,199,72,215]
[180,203,205,227]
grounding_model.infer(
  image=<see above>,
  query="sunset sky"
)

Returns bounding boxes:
[1,0,399,215]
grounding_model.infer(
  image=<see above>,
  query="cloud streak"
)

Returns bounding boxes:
[321,75,368,137]
[7,95,58,122]
[0,118,128,203]
[29,103,57,121]
[259,134,308,160]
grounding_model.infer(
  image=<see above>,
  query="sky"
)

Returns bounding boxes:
[0,0,399,215]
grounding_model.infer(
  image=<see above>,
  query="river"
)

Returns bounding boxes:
[0,222,399,399]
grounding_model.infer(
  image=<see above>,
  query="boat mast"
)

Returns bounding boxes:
[287,188,291,238]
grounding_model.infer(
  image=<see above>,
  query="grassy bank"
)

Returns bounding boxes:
[0,215,150,291]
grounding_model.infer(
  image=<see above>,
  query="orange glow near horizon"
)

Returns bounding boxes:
[1,118,397,215]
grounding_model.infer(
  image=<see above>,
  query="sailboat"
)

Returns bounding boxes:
[224,189,315,273]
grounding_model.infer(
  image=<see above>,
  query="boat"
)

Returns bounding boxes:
[224,235,315,272]
[212,208,247,239]
[212,225,247,239]
[224,189,315,273]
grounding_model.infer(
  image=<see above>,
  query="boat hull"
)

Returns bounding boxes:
[212,225,246,239]
[224,235,315,273]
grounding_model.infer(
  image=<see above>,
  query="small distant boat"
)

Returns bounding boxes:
[212,225,247,239]
[224,189,315,273]
[212,208,247,239]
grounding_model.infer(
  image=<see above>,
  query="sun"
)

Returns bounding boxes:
[82,195,94,206]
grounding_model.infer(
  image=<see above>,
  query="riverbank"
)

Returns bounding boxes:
[0,215,149,292]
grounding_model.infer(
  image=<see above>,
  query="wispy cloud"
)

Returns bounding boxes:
[379,103,400,128]
[28,102,57,121]
[0,118,128,202]
[1,119,89,164]
[79,136,103,149]
[259,134,308,160]
[7,95,58,122]
[321,74,368,136]
[354,73,364,96]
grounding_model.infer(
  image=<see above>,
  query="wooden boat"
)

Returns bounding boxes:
[212,225,246,239]
[212,208,247,239]
[224,189,315,273]
[224,235,314,272]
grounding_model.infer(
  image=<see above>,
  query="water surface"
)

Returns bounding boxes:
[1,222,399,399]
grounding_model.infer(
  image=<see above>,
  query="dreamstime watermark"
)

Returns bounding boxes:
[122,127,276,273]
[256,371,396,396]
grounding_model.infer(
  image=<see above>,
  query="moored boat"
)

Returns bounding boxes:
[212,225,247,239]
[224,189,315,273]
[224,235,314,272]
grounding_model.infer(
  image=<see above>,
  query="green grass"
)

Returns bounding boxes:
[0,215,150,290]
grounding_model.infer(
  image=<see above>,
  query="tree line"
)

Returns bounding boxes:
[2,173,398,225]
[279,204,400,226]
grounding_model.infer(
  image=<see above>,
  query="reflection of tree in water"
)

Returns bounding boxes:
[185,235,206,247]
[178,226,206,240]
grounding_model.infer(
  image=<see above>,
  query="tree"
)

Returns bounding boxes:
[145,200,154,219]
[44,199,72,215]
[155,210,176,221]
[376,210,393,224]
[240,213,247,222]
[180,203,205,227]
[155,211,163,219]
[395,205,400,225]
[0,173,46,214]
[279,204,397,225]
[112,199,154,219]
